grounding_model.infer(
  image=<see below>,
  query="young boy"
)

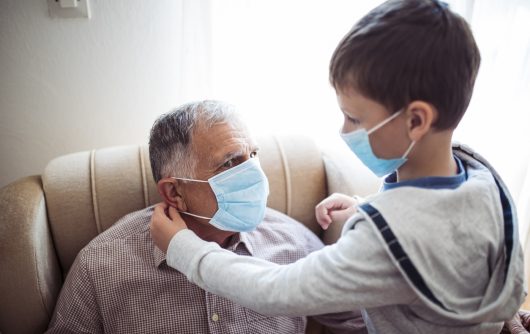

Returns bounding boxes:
[150,0,526,332]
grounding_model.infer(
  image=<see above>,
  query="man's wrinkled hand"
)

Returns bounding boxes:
[150,202,188,253]
[501,310,530,334]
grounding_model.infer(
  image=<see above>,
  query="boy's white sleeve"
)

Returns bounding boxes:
[166,219,416,316]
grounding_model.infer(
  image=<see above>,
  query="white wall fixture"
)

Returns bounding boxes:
[47,0,90,19]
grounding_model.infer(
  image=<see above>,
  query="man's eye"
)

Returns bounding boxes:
[223,159,235,168]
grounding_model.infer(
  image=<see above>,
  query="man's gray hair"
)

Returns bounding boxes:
[149,100,243,182]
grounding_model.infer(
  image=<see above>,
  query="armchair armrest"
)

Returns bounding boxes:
[0,176,62,334]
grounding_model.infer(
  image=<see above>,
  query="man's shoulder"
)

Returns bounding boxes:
[83,206,154,250]
[249,207,323,252]
[260,207,313,232]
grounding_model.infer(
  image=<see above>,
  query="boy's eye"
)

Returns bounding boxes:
[347,115,361,125]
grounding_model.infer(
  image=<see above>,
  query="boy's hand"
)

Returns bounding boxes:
[315,193,359,230]
[150,202,188,253]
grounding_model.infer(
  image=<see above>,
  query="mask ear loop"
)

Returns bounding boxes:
[169,176,211,220]
[367,110,403,135]
[401,141,416,159]
[179,211,212,220]
[171,176,208,183]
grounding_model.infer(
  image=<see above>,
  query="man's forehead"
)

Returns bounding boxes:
[192,122,255,156]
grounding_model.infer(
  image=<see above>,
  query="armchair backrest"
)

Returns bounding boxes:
[42,135,329,274]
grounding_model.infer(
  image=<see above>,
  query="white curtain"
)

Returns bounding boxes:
[208,0,383,138]
[446,0,530,242]
[207,0,530,204]
[205,0,530,241]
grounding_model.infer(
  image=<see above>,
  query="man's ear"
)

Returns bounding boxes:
[405,101,437,141]
[156,178,187,211]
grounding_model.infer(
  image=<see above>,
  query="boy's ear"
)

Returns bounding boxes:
[156,178,187,212]
[405,101,437,141]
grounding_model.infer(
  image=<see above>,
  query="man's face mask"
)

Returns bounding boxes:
[340,110,415,177]
[172,158,269,232]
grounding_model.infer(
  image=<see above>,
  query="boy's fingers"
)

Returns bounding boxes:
[152,203,167,219]
[316,212,331,227]
[317,220,330,229]
[168,206,181,221]
[330,207,357,223]
[315,206,329,223]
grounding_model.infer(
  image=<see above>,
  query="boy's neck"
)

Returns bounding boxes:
[396,130,456,182]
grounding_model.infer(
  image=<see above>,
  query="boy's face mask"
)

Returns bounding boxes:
[340,110,415,177]
[172,158,269,232]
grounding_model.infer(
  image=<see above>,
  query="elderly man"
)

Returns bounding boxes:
[46,100,365,333]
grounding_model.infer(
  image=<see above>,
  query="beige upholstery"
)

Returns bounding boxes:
[0,134,380,334]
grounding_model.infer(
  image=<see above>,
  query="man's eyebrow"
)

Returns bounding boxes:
[213,146,260,166]
[211,150,243,167]
[221,150,243,162]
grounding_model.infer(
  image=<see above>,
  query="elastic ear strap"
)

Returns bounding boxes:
[367,110,403,135]
[178,210,211,220]
[171,176,208,183]
[402,141,416,158]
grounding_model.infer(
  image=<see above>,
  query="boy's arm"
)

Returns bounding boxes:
[296,216,367,333]
[46,250,103,334]
[164,217,416,316]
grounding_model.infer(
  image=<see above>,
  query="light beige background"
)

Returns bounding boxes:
[0,0,212,188]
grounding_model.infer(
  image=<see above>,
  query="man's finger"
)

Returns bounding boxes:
[507,322,527,334]
[505,312,530,334]
[519,310,530,328]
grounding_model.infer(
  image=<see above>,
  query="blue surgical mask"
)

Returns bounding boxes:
[340,110,415,177]
[172,158,269,232]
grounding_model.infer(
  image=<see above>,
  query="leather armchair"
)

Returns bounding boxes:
[0,134,380,334]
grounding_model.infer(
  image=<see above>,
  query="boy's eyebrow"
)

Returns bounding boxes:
[341,108,355,117]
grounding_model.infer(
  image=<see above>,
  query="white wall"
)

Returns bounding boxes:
[0,0,211,188]
[2,0,529,201]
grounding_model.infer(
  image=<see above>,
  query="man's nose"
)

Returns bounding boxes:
[242,153,252,162]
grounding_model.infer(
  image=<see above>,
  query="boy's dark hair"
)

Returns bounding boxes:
[330,0,481,130]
